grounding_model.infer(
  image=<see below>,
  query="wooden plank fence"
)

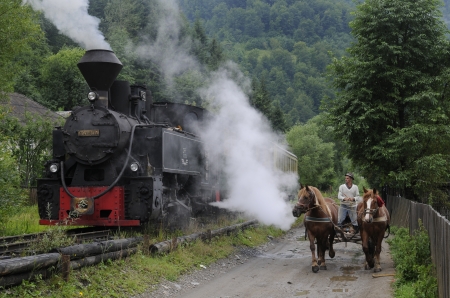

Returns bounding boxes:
[386,195,450,298]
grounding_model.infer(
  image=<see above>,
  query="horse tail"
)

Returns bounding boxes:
[384,224,390,239]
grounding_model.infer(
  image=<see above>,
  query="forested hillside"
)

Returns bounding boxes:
[178,0,355,125]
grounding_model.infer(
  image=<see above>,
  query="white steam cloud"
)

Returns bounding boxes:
[23,0,111,50]
[200,65,298,230]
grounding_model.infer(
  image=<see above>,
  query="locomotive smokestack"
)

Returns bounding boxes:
[77,49,123,108]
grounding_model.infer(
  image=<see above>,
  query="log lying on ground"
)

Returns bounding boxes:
[207,220,258,239]
[68,247,138,270]
[0,253,60,276]
[149,232,203,254]
[0,267,55,288]
[56,237,143,259]
[149,219,258,254]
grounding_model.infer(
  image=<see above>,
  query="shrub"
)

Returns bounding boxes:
[0,141,28,234]
[387,221,438,297]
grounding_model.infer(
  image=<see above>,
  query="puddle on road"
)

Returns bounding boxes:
[332,288,349,293]
[294,290,310,296]
[330,275,358,281]
[340,265,361,274]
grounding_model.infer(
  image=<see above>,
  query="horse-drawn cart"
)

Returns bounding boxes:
[293,185,391,273]
[334,224,362,244]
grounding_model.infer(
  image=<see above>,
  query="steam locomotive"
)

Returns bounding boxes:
[37,49,298,228]
[37,49,220,227]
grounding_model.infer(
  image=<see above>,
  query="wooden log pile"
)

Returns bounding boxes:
[0,219,258,288]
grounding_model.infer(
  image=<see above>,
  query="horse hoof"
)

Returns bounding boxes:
[320,265,327,270]
[329,250,335,258]
[312,266,320,273]
[374,268,382,273]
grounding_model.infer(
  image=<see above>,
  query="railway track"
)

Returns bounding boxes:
[0,227,113,258]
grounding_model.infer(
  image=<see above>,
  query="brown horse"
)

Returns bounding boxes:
[357,187,390,272]
[292,185,338,273]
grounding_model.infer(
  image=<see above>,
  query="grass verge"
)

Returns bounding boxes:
[1,205,50,236]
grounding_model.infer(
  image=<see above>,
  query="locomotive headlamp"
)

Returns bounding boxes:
[130,162,140,172]
[87,91,99,102]
[49,163,59,173]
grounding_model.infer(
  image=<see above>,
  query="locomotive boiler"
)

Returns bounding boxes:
[37,49,219,227]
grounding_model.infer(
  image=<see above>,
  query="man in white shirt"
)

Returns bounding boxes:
[337,172,361,232]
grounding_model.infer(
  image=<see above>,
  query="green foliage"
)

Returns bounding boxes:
[39,16,78,54]
[286,117,336,188]
[0,109,59,188]
[0,107,28,233]
[39,47,87,110]
[104,0,148,38]
[0,0,42,96]
[13,36,52,104]
[2,205,49,236]
[0,142,27,234]
[387,223,438,298]
[324,0,450,198]
[251,78,288,132]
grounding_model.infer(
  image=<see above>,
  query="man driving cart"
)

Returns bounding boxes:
[337,172,361,232]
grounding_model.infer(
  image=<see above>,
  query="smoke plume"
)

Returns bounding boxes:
[23,0,111,50]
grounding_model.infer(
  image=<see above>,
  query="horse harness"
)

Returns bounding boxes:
[297,190,334,223]
[360,199,387,222]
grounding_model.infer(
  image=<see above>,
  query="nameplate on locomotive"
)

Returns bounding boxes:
[78,130,100,137]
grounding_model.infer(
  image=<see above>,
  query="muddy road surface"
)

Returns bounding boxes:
[144,224,395,298]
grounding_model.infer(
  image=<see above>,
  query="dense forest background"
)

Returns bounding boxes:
[177,0,355,126]
[3,0,450,207]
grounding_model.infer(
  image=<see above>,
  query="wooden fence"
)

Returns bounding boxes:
[386,195,450,298]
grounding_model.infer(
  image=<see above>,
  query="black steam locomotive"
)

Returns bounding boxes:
[37,49,219,227]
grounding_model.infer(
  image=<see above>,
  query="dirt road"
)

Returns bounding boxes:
[146,224,395,298]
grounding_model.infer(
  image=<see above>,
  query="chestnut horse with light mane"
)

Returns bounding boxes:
[357,187,390,272]
[292,185,338,273]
